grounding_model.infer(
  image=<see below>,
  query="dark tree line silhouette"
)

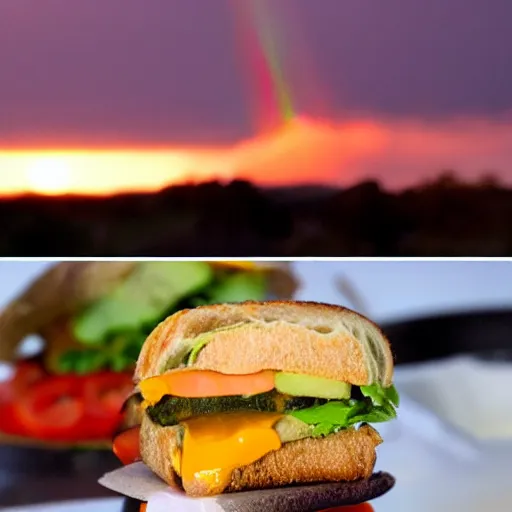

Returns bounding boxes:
[0,173,511,256]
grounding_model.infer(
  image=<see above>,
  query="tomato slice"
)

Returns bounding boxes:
[12,377,86,440]
[82,372,133,439]
[139,370,276,401]
[0,366,135,442]
[0,362,47,437]
[113,426,141,465]
[0,380,13,405]
[0,402,28,436]
[13,362,46,390]
[84,372,133,417]
[1,362,46,403]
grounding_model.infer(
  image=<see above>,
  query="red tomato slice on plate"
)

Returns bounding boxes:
[13,362,46,389]
[0,402,28,436]
[0,362,45,405]
[0,380,13,405]
[0,362,47,437]
[82,372,133,438]
[84,372,133,417]
[12,376,86,441]
[113,426,141,465]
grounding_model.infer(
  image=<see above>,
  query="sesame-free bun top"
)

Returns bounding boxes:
[135,301,394,387]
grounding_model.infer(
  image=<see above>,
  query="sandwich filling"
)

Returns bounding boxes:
[139,368,399,492]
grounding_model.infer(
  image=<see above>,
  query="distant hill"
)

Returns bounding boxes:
[0,176,511,256]
[263,184,339,204]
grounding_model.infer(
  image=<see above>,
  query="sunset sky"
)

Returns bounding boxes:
[1,0,511,194]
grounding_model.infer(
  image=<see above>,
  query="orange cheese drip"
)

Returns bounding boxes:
[180,412,282,494]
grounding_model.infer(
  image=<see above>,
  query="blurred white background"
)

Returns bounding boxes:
[0,260,510,323]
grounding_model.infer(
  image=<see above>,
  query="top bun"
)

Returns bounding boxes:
[135,301,394,387]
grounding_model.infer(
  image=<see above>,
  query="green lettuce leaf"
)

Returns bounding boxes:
[206,272,267,304]
[73,262,213,344]
[288,384,400,437]
[186,335,212,365]
[361,383,400,407]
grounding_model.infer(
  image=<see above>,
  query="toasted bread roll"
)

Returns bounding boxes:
[140,414,382,498]
[140,414,183,492]
[135,301,393,387]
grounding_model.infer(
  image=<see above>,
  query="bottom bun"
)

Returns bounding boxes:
[140,415,383,498]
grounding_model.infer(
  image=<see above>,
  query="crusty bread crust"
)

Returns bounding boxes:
[140,415,382,497]
[226,423,381,495]
[135,301,393,387]
[140,414,183,492]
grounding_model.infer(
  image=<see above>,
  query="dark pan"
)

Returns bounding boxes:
[381,308,512,365]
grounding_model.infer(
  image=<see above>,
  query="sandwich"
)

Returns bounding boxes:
[110,300,397,509]
[0,262,296,446]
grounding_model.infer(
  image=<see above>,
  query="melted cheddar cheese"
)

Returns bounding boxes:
[139,377,169,406]
[180,412,282,494]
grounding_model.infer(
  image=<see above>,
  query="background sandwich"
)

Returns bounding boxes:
[0,262,296,446]
[110,300,397,509]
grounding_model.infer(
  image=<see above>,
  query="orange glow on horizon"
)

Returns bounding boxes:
[0,118,382,196]
[0,148,227,196]
[0,116,511,196]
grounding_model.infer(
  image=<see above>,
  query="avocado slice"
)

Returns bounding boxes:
[275,372,352,400]
[73,262,213,344]
[274,415,314,443]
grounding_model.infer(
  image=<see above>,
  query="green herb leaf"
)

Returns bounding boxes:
[349,404,397,424]
[58,349,108,374]
[288,385,399,436]
[110,353,135,372]
[57,350,83,373]
[290,399,369,427]
[312,422,336,437]
[384,385,400,407]
[361,383,400,407]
